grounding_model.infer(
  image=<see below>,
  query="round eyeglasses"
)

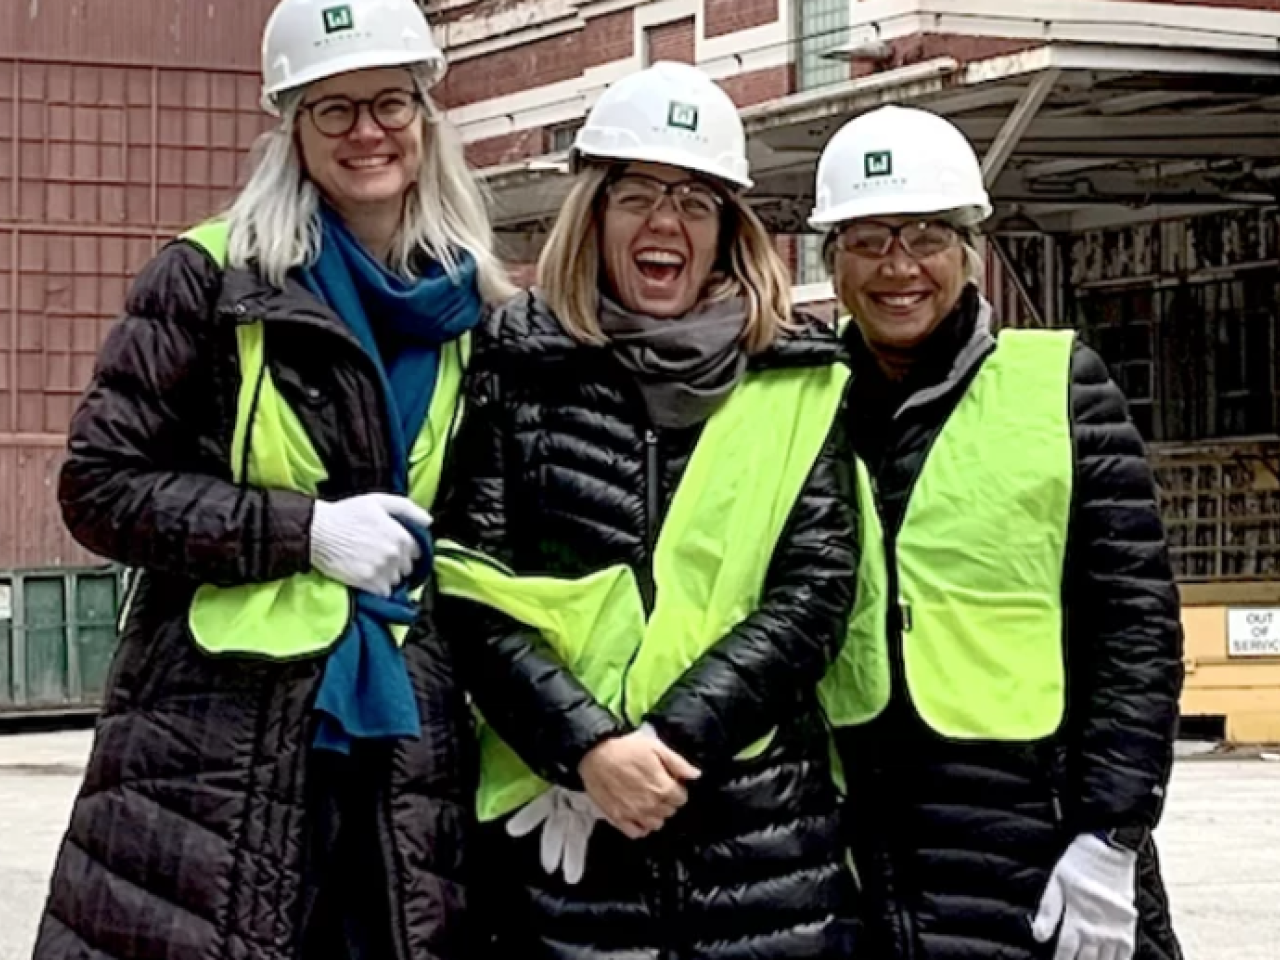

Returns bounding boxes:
[836,220,961,260]
[605,173,723,223]
[300,89,423,138]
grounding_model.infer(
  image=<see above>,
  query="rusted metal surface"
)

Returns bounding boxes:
[2,1,275,70]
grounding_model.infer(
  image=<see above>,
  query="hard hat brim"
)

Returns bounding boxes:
[809,193,993,231]
[574,143,753,191]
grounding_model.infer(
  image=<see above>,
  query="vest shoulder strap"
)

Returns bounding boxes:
[994,326,1075,359]
[181,219,231,269]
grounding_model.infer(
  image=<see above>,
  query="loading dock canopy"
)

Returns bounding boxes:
[746,44,1280,235]
[481,0,1280,258]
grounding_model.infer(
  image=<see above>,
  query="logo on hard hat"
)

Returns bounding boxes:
[322,4,355,33]
[864,151,893,178]
[667,102,700,132]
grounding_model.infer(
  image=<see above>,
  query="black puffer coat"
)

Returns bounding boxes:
[434,290,861,960]
[835,287,1184,960]
[35,238,474,960]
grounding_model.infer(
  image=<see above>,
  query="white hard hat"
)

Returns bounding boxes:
[573,61,752,190]
[809,105,992,229]
[259,0,447,115]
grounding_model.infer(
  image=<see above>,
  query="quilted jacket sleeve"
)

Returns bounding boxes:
[58,240,314,584]
[644,415,859,770]
[1065,343,1184,833]
[434,316,627,788]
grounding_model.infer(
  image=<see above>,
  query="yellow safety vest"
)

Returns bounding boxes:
[820,328,1075,741]
[178,219,470,659]
[435,361,852,822]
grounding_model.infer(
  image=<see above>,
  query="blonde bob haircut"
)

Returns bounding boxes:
[537,163,793,354]
[225,66,515,305]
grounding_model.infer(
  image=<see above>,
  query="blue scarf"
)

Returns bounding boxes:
[301,205,483,754]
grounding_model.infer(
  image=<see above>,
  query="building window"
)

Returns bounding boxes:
[798,235,828,285]
[547,121,582,154]
[796,0,849,92]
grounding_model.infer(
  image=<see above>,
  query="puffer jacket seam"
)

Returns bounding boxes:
[209,676,275,960]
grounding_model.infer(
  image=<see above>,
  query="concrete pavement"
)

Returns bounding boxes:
[1,731,1278,959]
[0,732,86,960]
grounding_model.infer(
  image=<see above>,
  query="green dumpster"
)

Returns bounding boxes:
[0,567,126,716]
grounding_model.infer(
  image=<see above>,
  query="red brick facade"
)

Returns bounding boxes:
[719,65,792,108]
[463,128,546,169]
[584,10,637,69]
[705,0,779,39]
[435,31,581,107]
[646,17,696,64]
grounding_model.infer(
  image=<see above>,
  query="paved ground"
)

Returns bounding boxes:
[1,732,1278,959]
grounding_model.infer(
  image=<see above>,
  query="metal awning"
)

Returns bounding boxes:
[477,7,1280,258]
[744,42,1280,235]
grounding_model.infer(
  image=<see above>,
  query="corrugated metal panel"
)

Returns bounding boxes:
[2,1,277,70]
[0,444,94,568]
[0,61,265,230]
[0,5,272,566]
[0,228,158,435]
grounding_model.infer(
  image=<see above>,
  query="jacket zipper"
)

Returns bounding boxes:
[865,461,917,960]
[618,426,678,956]
[641,428,660,612]
[619,427,661,726]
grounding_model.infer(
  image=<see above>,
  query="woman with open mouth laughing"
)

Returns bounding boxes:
[432,60,863,960]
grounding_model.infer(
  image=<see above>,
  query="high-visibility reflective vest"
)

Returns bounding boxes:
[178,219,470,658]
[819,328,1075,741]
[435,361,852,822]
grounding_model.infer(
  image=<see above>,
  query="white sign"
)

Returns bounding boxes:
[0,584,9,620]
[1227,608,1280,657]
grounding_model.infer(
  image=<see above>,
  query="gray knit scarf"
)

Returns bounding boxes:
[598,295,749,430]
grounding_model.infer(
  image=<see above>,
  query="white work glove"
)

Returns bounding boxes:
[309,493,433,597]
[1032,833,1138,960]
[506,787,603,885]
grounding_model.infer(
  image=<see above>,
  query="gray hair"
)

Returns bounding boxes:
[224,67,514,303]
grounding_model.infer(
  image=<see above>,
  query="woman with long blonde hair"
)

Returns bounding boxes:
[435,61,862,960]
[34,1,510,958]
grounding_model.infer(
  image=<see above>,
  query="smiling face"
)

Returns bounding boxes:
[296,67,424,223]
[833,215,969,356]
[599,162,724,317]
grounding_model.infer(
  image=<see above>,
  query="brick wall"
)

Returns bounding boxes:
[645,17,696,64]
[438,2,802,170]
[435,31,581,107]
[584,10,636,69]
[719,65,792,108]
[463,128,546,169]
[705,0,779,39]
